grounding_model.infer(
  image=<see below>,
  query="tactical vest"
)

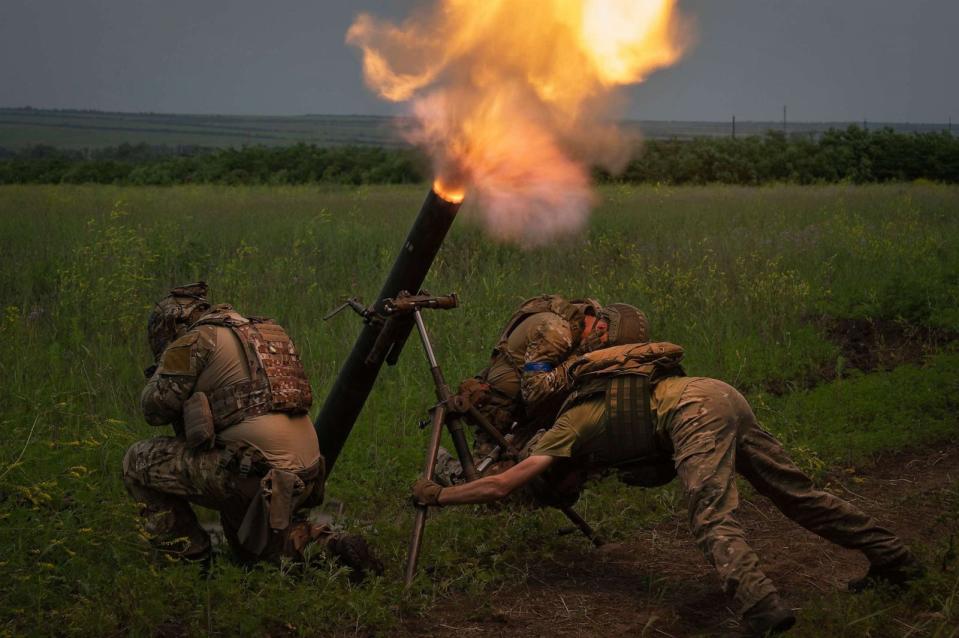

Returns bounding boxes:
[567,342,686,482]
[193,308,313,430]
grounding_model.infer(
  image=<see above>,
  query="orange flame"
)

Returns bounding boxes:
[433,178,465,204]
[348,1,692,245]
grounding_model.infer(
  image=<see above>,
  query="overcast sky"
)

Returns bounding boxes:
[1,0,955,122]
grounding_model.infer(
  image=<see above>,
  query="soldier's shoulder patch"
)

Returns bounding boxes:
[168,332,200,349]
[158,332,199,376]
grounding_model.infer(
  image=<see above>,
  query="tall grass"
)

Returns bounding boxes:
[0,183,957,635]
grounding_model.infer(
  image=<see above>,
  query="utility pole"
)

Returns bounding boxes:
[732,115,736,139]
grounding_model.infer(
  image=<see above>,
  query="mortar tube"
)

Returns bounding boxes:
[314,188,462,474]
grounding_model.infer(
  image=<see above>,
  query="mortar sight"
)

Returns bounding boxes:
[314,187,464,473]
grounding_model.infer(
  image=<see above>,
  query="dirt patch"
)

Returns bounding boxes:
[400,443,959,637]
[764,317,957,395]
[824,317,956,374]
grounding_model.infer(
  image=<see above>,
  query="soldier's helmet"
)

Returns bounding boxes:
[147,282,211,358]
[570,297,602,318]
[599,303,649,347]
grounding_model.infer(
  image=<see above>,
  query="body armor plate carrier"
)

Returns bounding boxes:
[604,374,656,467]
[194,309,313,430]
[568,342,686,485]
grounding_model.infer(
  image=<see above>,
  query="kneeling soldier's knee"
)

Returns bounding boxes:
[121,439,152,486]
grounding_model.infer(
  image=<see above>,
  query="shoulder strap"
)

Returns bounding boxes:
[191,305,248,329]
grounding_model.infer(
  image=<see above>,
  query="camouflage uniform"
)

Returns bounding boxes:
[669,378,910,612]
[124,303,324,563]
[472,296,599,448]
[531,375,914,614]
[122,436,321,562]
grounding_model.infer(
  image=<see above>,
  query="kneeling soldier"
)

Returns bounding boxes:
[414,306,922,635]
[123,283,380,577]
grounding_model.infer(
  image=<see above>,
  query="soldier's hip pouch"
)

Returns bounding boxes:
[183,392,216,450]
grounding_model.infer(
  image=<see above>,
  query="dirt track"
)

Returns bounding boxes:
[403,444,959,637]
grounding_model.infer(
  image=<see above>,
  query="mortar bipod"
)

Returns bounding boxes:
[403,292,484,586]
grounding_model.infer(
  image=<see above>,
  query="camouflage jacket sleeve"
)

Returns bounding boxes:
[520,315,577,411]
[140,328,214,427]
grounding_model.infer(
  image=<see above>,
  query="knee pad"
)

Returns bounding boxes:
[121,439,152,485]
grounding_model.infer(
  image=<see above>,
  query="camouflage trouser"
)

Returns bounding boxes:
[668,378,911,614]
[121,436,322,563]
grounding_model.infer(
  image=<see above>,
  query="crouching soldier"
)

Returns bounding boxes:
[413,306,922,635]
[123,283,381,578]
[437,294,604,481]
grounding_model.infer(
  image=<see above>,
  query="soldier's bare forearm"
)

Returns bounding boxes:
[438,455,555,505]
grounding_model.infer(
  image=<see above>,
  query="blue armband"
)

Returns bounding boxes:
[524,361,555,373]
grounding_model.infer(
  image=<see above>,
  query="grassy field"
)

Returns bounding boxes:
[0,183,957,636]
[2,108,953,150]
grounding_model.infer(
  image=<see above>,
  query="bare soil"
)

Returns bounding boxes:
[764,317,957,395]
[824,317,957,375]
[401,443,959,637]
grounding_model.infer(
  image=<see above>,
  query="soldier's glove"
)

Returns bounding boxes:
[327,533,385,583]
[411,478,444,507]
[454,378,490,411]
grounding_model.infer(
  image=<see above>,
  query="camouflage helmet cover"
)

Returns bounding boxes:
[569,297,602,318]
[147,282,211,358]
[599,303,649,347]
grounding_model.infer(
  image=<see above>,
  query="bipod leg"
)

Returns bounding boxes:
[405,308,471,586]
[560,506,606,548]
[410,308,478,482]
[446,416,478,481]
[404,401,446,587]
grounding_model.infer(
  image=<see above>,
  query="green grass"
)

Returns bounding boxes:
[0,183,957,636]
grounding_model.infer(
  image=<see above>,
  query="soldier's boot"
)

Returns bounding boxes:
[327,533,384,582]
[287,522,383,582]
[848,552,925,593]
[138,499,212,562]
[742,594,796,636]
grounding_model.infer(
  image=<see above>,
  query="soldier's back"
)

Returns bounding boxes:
[197,324,321,471]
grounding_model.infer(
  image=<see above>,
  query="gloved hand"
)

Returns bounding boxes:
[452,377,490,412]
[412,478,444,507]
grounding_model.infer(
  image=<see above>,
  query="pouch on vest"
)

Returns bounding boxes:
[602,375,677,486]
[604,375,656,465]
[231,452,325,557]
[617,459,676,488]
[182,392,215,450]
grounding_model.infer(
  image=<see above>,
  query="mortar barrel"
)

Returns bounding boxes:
[314,188,462,473]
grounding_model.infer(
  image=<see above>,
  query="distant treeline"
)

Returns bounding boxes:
[1,127,957,186]
[0,143,426,186]
[607,127,959,185]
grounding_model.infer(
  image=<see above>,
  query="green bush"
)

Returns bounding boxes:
[2,127,958,186]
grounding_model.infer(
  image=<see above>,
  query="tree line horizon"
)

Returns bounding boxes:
[2,126,957,186]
